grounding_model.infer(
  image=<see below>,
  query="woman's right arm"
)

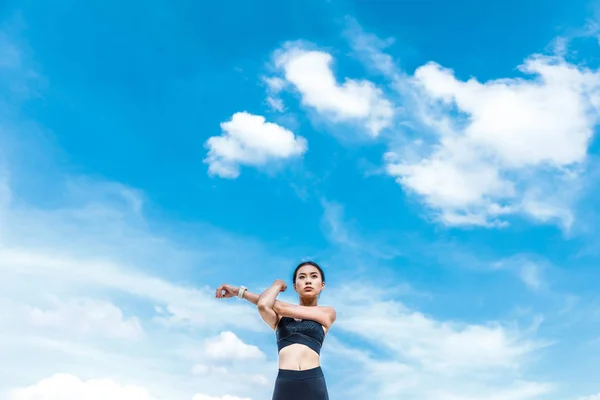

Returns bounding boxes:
[215,282,285,330]
[257,279,286,330]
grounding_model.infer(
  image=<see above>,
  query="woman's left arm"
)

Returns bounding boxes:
[273,302,336,329]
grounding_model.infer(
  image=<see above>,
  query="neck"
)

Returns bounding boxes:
[300,296,318,306]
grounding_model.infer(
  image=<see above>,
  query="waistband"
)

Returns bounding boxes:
[276,366,324,380]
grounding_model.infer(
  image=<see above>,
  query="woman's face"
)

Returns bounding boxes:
[294,264,324,297]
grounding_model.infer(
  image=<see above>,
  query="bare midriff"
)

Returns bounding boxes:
[278,343,321,370]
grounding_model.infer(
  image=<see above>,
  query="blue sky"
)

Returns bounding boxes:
[1,0,600,399]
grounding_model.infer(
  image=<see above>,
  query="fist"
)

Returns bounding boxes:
[215,283,238,299]
[275,279,287,292]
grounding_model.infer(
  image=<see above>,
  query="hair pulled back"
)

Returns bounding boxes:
[292,261,325,284]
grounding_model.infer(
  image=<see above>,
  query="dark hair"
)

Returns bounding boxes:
[292,261,325,284]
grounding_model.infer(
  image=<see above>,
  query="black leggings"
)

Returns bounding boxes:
[271,366,329,400]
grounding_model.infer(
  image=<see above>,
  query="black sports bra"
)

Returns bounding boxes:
[275,316,325,355]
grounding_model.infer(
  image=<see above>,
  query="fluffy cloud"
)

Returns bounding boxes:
[342,19,600,228]
[191,332,270,388]
[272,43,394,136]
[8,374,155,400]
[191,362,269,388]
[385,54,600,227]
[203,331,266,362]
[204,112,307,178]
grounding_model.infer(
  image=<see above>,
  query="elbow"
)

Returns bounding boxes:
[257,301,270,312]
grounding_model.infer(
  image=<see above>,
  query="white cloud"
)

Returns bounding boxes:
[204,111,307,178]
[189,333,270,389]
[384,54,600,227]
[0,20,587,400]
[0,249,264,335]
[191,363,269,388]
[266,96,284,113]
[320,199,405,260]
[427,381,554,400]
[580,394,600,400]
[8,373,257,400]
[273,43,394,137]
[8,374,155,400]
[203,331,266,362]
[24,298,143,339]
[343,17,400,79]
[263,76,286,112]
[0,170,278,400]
[518,263,543,291]
[326,285,552,399]
[491,256,547,292]
[192,364,228,376]
[339,299,538,372]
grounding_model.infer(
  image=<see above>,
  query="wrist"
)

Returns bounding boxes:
[237,285,247,299]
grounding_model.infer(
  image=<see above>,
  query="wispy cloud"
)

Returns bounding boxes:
[316,199,554,399]
[580,394,600,400]
[22,298,144,339]
[0,169,278,400]
[320,199,404,260]
[491,255,549,292]
[262,76,286,112]
[325,284,553,400]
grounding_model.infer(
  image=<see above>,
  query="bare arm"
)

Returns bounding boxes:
[241,290,334,328]
[215,283,285,308]
[273,302,336,329]
[257,280,286,330]
[215,282,335,330]
[239,290,259,305]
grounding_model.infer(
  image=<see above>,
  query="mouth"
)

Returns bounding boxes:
[305,287,313,291]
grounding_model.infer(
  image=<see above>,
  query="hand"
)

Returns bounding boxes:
[274,279,287,292]
[215,283,238,299]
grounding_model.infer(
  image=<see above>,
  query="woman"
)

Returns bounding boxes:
[215,261,336,400]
